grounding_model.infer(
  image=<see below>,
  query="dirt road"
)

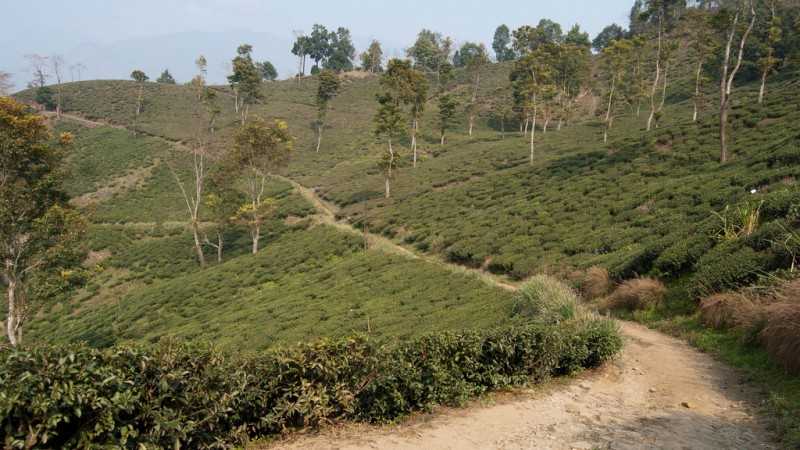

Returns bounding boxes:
[263,321,775,450]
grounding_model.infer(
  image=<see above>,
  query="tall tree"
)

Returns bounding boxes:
[360,40,384,73]
[315,69,341,152]
[291,33,312,76]
[50,55,66,119]
[257,61,278,81]
[686,9,715,122]
[25,54,49,89]
[308,24,334,72]
[757,0,782,104]
[325,27,356,72]
[130,69,148,135]
[381,59,428,167]
[437,94,458,146]
[374,92,405,198]
[592,24,626,51]
[511,48,554,164]
[1,98,86,346]
[492,25,514,61]
[156,69,176,84]
[716,0,757,163]
[168,56,220,268]
[459,42,490,136]
[406,29,453,84]
[228,44,263,124]
[601,39,633,143]
[229,119,293,253]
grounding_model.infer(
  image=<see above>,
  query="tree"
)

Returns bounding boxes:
[69,63,87,82]
[511,48,554,164]
[228,44,263,124]
[308,24,334,72]
[0,71,12,95]
[406,29,453,84]
[686,9,715,122]
[374,92,405,198]
[437,94,458,146]
[757,1,782,104]
[168,56,221,268]
[593,24,626,52]
[315,69,341,152]
[459,42,490,136]
[489,87,514,138]
[716,0,757,163]
[25,54,49,89]
[50,55,66,119]
[565,24,592,48]
[492,25,514,61]
[1,97,86,346]
[601,39,633,143]
[257,61,278,81]
[229,119,293,253]
[325,27,356,72]
[202,178,242,263]
[291,33,312,76]
[130,70,149,135]
[156,69,176,84]
[34,86,56,111]
[360,40,384,73]
[513,20,564,55]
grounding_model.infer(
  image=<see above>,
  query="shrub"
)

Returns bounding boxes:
[0,322,622,448]
[699,292,759,330]
[511,275,583,324]
[690,242,773,297]
[759,303,800,375]
[574,266,612,300]
[606,277,667,311]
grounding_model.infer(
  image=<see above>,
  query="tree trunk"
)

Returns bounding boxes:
[468,115,474,136]
[385,139,393,198]
[529,102,537,165]
[758,68,768,104]
[252,225,260,254]
[693,60,703,122]
[501,118,505,139]
[412,118,418,167]
[217,232,223,263]
[647,19,663,132]
[557,118,563,131]
[191,221,206,268]
[5,276,18,347]
[316,122,323,152]
[720,4,756,163]
[441,131,445,146]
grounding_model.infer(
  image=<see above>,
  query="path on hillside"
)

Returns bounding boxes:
[262,321,776,450]
[55,112,777,449]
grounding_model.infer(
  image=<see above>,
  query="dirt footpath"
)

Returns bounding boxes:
[262,322,776,450]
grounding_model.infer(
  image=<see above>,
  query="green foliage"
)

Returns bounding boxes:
[129,70,148,83]
[34,86,55,110]
[1,318,621,448]
[360,40,384,73]
[492,25,515,62]
[155,69,176,84]
[592,23,626,52]
[511,275,582,324]
[257,60,278,81]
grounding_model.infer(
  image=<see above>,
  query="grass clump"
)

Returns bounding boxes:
[511,275,583,324]
[606,277,667,312]
[759,302,800,376]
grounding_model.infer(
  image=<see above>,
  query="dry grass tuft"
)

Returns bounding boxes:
[759,302,800,375]
[580,266,613,300]
[606,277,667,311]
[699,293,759,330]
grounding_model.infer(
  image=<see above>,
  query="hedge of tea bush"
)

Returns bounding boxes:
[0,319,621,449]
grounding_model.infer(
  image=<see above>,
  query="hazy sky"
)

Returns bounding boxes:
[1,0,633,85]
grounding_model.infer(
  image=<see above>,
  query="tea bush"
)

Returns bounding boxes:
[1,319,621,448]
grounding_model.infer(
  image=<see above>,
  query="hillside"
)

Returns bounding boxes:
[7,41,800,448]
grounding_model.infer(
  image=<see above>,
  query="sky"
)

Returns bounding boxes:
[0,0,633,86]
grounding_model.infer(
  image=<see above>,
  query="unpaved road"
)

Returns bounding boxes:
[56,113,778,449]
[262,321,775,450]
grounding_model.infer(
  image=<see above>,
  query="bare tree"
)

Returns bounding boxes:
[719,0,757,163]
[51,55,66,118]
[25,54,49,89]
[69,62,87,82]
[168,56,220,268]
